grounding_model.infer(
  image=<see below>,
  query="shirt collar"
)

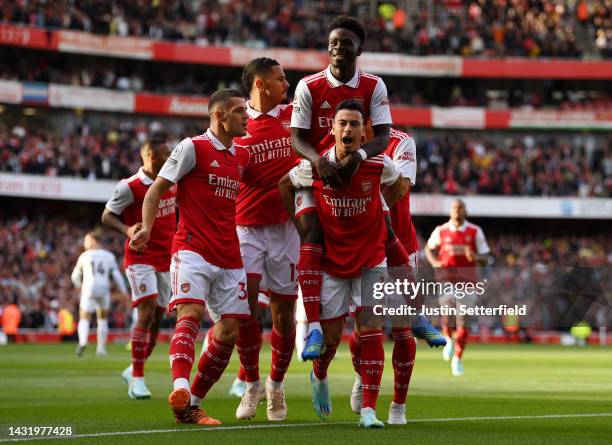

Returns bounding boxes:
[206,128,235,155]
[246,101,283,119]
[137,167,154,185]
[447,220,468,232]
[325,66,360,88]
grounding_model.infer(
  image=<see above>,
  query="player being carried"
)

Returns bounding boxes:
[280,99,405,428]
[221,57,300,422]
[71,230,128,357]
[102,136,176,400]
[130,89,251,425]
[290,15,445,359]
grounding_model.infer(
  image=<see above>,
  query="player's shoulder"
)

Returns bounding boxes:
[364,153,386,165]
[302,70,327,86]
[465,220,484,233]
[390,127,412,141]
[359,70,385,86]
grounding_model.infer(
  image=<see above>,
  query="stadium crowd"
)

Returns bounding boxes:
[0,0,609,58]
[1,214,609,329]
[3,47,610,109]
[2,122,610,197]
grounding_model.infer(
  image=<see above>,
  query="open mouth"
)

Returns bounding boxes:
[342,136,353,145]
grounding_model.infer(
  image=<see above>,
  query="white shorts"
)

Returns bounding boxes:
[322,262,387,322]
[126,264,171,308]
[80,293,110,313]
[237,221,299,297]
[294,189,317,218]
[168,250,250,323]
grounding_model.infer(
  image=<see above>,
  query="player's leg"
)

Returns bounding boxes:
[388,320,416,425]
[167,250,211,423]
[451,293,473,376]
[310,273,349,421]
[439,293,455,362]
[127,299,156,398]
[95,302,109,357]
[189,265,251,424]
[354,270,386,429]
[264,221,299,421]
[76,297,93,356]
[294,190,324,359]
[294,291,308,360]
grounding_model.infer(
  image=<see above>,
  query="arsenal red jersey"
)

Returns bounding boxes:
[291,66,392,154]
[235,103,299,226]
[159,129,250,269]
[106,168,176,271]
[289,149,400,279]
[385,128,419,255]
[427,220,490,282]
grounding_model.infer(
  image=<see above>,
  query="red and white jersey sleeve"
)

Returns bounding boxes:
[106,167,176,272]
[389,130,416,186]
[235,103,299,226]
[290,67,392,154]
[160,130,249,269]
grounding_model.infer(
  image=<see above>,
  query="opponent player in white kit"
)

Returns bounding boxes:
[71,230,127,357]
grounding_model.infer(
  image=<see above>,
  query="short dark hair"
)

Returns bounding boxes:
[334,99,365,119]
[208,88,244,115]
[241,58,280,93]
[141,134,167,153]
[328,16,366,46]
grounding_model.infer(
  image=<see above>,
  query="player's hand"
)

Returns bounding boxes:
[126,222,143,238]
[313,157,342,189]
[464,246,475,262]
[129,228,150,252]
[337,152,362,188]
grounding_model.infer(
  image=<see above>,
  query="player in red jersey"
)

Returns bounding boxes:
[102,137,176,400]
[130,89,251,425]
[280,100,406,429]
[425,200,490,376]
[227,58,300,421]
[349,127,418,424]
[290,16,393,359]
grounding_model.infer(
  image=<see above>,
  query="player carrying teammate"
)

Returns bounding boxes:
[229,58,300,421]
[71,230,127,357]
[280,100,405,428]
[102,136,176,400]
[425,199,490,376]
[349,127,417,424]
[290,16,445,358]
[130,89,251,425]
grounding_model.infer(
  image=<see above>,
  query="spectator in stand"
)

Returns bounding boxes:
[0,0,607,58]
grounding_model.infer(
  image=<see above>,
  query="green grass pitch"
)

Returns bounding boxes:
[1,341,611,444]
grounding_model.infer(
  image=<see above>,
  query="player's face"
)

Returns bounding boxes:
[150,144,171,175]
[333,109,364,153]
[257,65,289,104]
[450,201,467,222]
[221,97,249,137]
[328,28,361,69]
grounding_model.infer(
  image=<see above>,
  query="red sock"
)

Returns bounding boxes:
[169,316,199,382]
[298,243,323,322]
[191,335,234,399]
[236,319,261,382]
[270,328,295,382]
[386,237,410,268]
[313,341,338,380]
[349,331,361,375]
[131,327,148,377]
[391,328,416,405]
[237,366,246,381]
[455,327,469,359]
[145,329,159,359]
[360,330,385,410]
[442,326,453,338]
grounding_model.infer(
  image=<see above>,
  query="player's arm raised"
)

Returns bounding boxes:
[129,176,173,252]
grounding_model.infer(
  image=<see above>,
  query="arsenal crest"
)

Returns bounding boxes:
[139,283,147,293]
[181,282,191,293]
[296,195,303,207]
[282,120,291,132]
[361,179,373,194]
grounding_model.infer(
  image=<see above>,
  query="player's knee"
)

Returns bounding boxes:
[297,213,323,244]
[273,311,295,334]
